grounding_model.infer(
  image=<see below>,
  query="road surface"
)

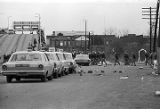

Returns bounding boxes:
[0,64,160,109]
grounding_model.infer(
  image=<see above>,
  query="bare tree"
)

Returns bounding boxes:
[105,27,117,35]
[122,29,129,36]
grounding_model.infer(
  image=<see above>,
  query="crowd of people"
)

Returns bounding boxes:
[113,50,157,67]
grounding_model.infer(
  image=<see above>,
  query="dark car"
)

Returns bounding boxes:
[74,54,90,66]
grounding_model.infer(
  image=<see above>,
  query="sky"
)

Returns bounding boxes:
[0,0,157,35]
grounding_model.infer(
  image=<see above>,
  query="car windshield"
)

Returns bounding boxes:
[64,53,73,60]
[76,54,89,59]
[45,53,58,61]
[10,53,42,62]
[57,53,65,61]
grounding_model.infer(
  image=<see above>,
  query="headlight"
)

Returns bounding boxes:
[38,64,43,69]
[2,65,7,71]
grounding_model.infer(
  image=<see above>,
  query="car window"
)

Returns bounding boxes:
[45,53,57,61]
[76,54,89,59]
[56,53,65,61]
[43,54,49,62]
[10,53,42,61]
[64,53,73,60]
[55,53,60,61]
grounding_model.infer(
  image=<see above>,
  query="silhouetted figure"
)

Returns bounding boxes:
[131,53,136,66]
[145,52,149,65]
[114,52,120,65]
[124,52,129,65]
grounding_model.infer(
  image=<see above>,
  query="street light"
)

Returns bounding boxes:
[8,16,12,30]
[35,13,41,50]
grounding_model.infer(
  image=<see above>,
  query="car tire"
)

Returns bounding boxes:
[16,77,21,82]
[47,75,53,80]
[6,76,12,83]
[41,75,47,82]
[53,73,58,78]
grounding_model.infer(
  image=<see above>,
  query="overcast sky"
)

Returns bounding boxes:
[0,0,157,35]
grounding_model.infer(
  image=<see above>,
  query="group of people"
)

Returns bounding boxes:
[114,52,136,66]
[89,52,106,65]
[114,50,158,67]
[3,54,12,63]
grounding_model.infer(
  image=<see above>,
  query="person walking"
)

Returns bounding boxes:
[114,52,120,66]
[124,51,129,65]
[131,53,136,66]
[145,52,149,65]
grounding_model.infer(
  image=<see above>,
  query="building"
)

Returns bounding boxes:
[46,32,116,53]
[52,30,94,36]
[46,35,90,52]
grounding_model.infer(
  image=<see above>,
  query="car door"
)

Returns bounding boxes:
[43,53,53,76]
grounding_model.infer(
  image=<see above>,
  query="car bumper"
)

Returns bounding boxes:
[75,61,89,65]
[2,70,46,76]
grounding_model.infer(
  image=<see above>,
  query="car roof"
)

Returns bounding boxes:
[63,52,72,55]
[76,54,88,56]
[12,51,44,54]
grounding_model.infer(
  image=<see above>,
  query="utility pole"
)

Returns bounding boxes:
[8,16,12,30]
[142,7,156,53]
[153,0,159,52]
[35,13,41,50]
[88,32,91,52]
[84,20,87,54]
[157,0,160,74]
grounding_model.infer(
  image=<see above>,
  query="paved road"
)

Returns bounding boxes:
[0,64,160,109]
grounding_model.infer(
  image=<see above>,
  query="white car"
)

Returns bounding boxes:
[63,52,76,74]
[45,52,63,78]
[2,51,54,82]
[54,52,66,76]
[74,54,91,66]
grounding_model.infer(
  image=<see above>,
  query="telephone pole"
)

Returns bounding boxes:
[153,0,159,52]
[142,7,156,53]
[84,20,87,54]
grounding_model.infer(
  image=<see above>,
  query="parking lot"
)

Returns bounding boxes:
[1,64,160,109]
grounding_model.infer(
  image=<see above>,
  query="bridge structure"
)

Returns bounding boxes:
[13,21,39,34]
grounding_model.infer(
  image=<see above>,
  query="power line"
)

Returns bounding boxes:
[142,7,156,53]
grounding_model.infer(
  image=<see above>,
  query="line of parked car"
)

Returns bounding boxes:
[1,50,91,83]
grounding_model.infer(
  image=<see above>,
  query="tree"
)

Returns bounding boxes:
[106,27,117,35]
[122,29,129,36]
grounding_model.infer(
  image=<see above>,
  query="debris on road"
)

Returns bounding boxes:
[78,69,84,76]
[88,70,93,73]
[113,70,117,73]
[113,70,123,73]
[152,71,159,76]
[120,76,128,79]
[101,70,105,73]
[94,73,103,76]
[139,67,144,69]
[155,91,160,96]
[141,76,144,81]
[119,70,122,73]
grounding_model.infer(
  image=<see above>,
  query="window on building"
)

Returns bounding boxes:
[68,41,70,46]
[64,41,67,46]
[60,41,63,46]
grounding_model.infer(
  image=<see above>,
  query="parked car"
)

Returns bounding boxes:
[2,51,54,82]
[45,52,63,78]
[54,52,66,76]
[63,52,76,74]
[74,54,91,66]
